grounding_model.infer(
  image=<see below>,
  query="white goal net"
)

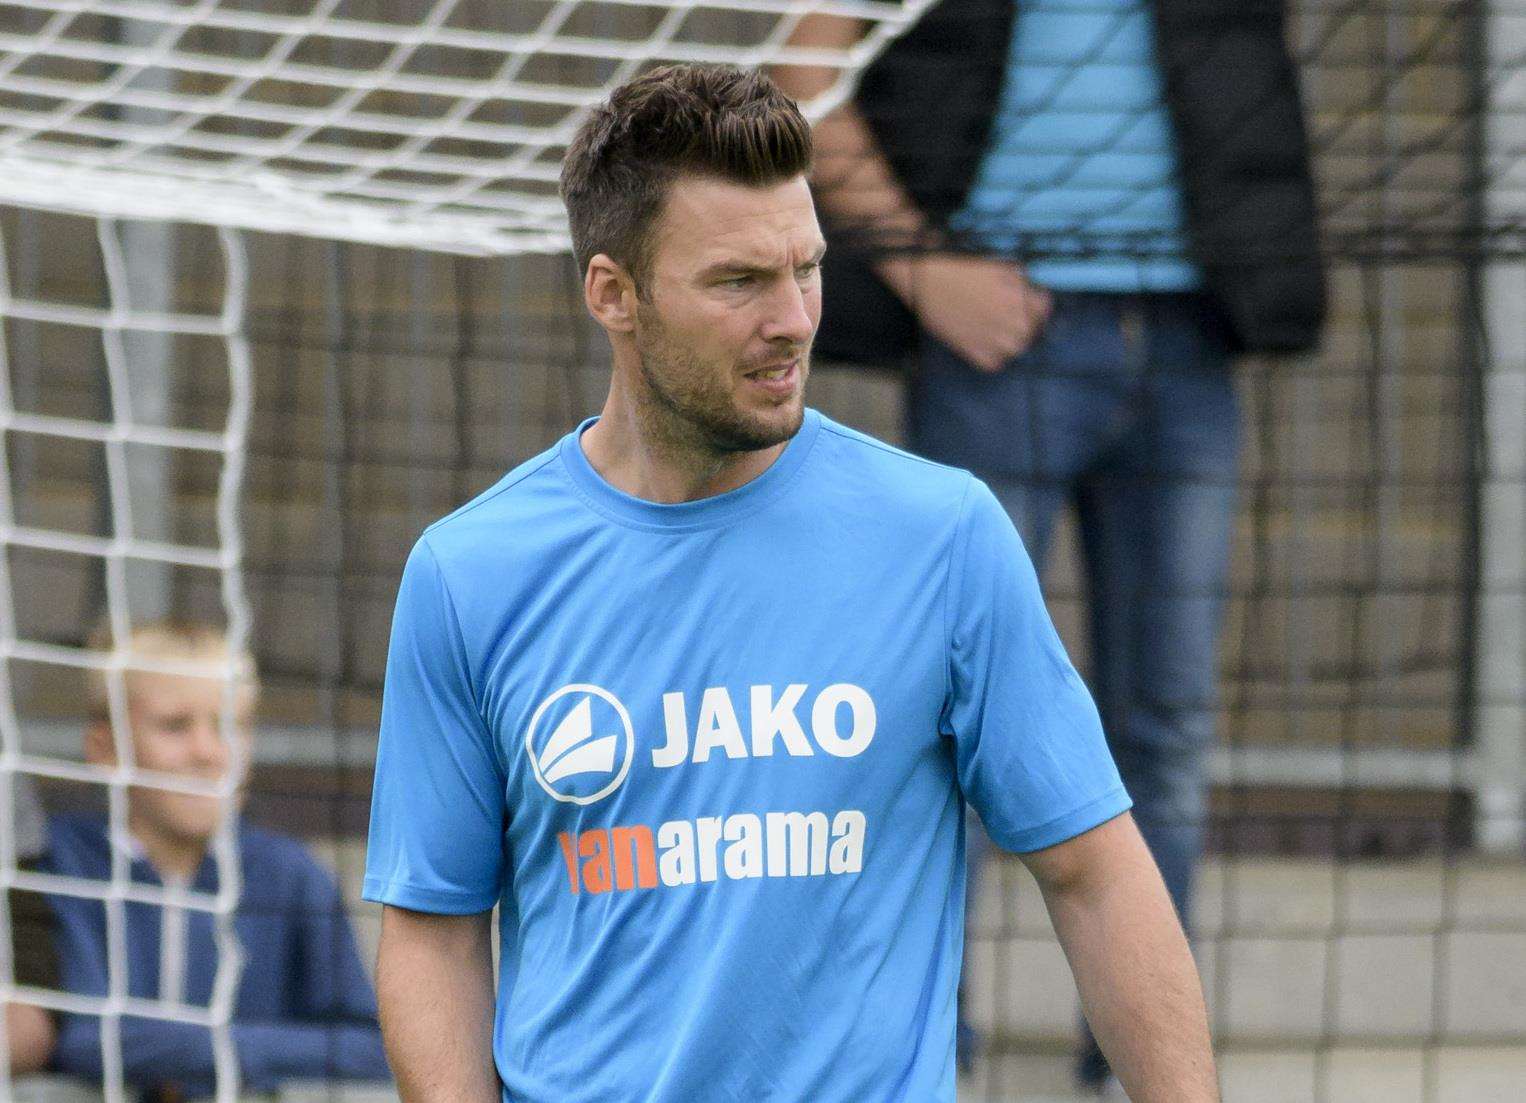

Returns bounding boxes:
[0,211,253,1100]
[0,0,932,254]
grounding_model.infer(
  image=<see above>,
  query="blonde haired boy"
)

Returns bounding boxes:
[41,620,390,1095]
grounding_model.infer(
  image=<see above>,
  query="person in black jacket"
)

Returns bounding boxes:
[778,2,1324,1094]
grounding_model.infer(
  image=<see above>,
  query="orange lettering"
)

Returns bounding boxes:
[579,829,613,894]
[557,832,580,894]
[611,825,659,890]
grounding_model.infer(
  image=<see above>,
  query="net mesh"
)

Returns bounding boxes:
[0,0,933,252]
[0,212,252,1098]
[0,1,1521,1101]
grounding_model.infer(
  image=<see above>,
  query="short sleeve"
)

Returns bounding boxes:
[363,538,507,913]
[944,478,1131,852]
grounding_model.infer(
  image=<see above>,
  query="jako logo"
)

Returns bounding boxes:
[525,684,634,805]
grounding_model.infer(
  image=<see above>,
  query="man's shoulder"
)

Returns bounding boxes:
[423,439,571,541]
[409,431,588,579]
[810,413,975,514]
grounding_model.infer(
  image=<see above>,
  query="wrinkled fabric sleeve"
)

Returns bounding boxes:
[363,537,507,913]
[943,478,1131,852]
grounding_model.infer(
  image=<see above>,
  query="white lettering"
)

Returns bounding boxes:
[749,684,813,758]
[810,684,877,758]
[829,810,867,874]
[648,685,876,766]
[657,819,696,886]
[722,814,764,879]
[652,692,689,768]
[695,815,724,883]
[692,687,747,762]
[766,811,830,877]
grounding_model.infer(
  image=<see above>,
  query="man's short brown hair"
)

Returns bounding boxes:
[559,63,813,293]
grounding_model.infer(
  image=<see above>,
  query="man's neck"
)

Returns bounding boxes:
[582,383,785,504]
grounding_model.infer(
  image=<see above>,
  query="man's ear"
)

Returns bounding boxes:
[84,719,120,767]
[584,254,639,334]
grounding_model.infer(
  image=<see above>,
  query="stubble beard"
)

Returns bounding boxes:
[633,306,807,457]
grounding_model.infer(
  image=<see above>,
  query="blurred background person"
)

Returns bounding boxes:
[779,1,1325,1093]
[6,772,57,1074]
[41,621,390,1096]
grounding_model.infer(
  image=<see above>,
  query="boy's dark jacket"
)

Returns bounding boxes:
[815,0,1326,361]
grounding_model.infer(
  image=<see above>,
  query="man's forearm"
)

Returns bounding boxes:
[377,906,498,1102]
[1031,816,1219,1102]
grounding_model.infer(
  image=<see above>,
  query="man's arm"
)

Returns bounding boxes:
[773,15,1050,370]
[1021,813,1219,1102]
[376,906,497,1102]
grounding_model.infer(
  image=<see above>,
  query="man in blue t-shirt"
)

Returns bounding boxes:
[364,63,1219,1102]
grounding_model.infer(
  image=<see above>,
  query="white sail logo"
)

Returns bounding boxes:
[525,684,634,805]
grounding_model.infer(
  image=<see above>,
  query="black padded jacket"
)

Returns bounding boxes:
[815,0,1326,361]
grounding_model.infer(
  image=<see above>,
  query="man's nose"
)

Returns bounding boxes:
[761,279,817,346]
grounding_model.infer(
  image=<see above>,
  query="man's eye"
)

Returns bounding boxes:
[796,263,821,279]
[721,275,753,288]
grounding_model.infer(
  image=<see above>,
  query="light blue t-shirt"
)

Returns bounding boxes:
[363,410,1129,1102]
[955,0,1203,291]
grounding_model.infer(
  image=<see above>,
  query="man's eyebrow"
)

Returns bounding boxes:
[700,245,827,277]
[699,259,770,277]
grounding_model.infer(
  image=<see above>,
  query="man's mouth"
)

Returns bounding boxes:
[742,357,801,397]
[746,352,803,375]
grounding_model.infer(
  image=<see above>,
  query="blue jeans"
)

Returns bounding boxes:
[911,291,1237,1074]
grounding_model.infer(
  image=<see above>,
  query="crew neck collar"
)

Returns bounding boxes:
[559,408,821,532]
